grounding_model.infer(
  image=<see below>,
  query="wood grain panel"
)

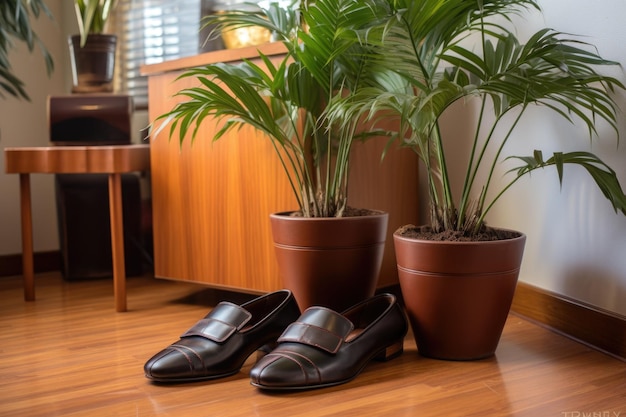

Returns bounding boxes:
[348,138,420,287]
[1,273,625,417]
[4,145,150,174]
[147,59,296,292]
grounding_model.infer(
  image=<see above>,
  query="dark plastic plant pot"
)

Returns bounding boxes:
[270,210,388,312]
[68,34,117,93]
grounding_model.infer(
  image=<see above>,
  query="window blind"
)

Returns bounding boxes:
[112,0,205,109]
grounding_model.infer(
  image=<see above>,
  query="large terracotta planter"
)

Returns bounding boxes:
[393,228,526,360]
[270,211,388,312]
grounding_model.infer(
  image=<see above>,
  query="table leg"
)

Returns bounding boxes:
[19,174,35,301]
[108,173,127,312]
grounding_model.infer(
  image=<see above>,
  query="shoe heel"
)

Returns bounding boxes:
[256,342,277,360]
[374,340,404,362]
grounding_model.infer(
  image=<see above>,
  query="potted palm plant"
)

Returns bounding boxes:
[327,0,626,359]
[153,0,392,311]
[69,0,118,93]
[0,0,54,100]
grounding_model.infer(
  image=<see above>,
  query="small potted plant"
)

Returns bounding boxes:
[69,0,118,93]
[153,0,393,311]
[0,0,54,100]
[327,0,626,359]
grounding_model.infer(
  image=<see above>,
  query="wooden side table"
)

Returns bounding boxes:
[4,145,150,312]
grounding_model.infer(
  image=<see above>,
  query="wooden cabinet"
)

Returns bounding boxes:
[142,43,419,294]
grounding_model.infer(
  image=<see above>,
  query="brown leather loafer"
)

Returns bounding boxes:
[249,293,408,390]
[144,289,300,382]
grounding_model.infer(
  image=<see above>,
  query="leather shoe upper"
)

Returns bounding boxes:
[249,293,408,390]
[144,289,300,382]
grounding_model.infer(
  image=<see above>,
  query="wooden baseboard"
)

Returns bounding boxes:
[0,251,61,277]
[511,281,626,361]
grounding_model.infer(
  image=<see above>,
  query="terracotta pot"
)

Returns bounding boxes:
[270,211,388,312]
[393,228,526,360]
[68,34,117,93]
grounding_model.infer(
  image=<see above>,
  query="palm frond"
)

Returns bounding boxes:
[325,0,624,234]
[509,151,626,215]
[0,0,54,100]
[74,0,118,46]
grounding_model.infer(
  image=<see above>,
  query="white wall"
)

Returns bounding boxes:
[1,1,625,316]
[515,0,626,315]
[0,0,67,256]
[433,0,626,316]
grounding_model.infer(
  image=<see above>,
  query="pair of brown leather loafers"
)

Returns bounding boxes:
[144,290,408,390]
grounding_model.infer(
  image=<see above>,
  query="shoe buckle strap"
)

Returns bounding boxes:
[278,321,349,354]
[181,302,252,343]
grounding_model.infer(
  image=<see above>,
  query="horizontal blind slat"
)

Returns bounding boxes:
[113,0,205,107]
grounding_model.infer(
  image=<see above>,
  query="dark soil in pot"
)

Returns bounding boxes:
[396,224,521,242]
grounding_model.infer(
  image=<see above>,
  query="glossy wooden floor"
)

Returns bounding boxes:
[1,273,624,417]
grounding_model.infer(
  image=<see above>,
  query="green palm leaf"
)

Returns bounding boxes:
[0,0,54,100]
[325,0,624,233]
[509,151,626,215]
